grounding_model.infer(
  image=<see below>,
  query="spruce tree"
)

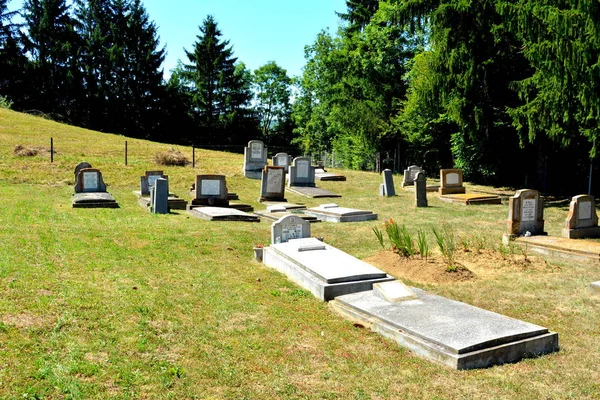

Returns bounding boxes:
[0,0,28,107]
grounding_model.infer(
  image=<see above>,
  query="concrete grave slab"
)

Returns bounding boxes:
[330,288,558,370]
[262,201,307,211]
[315,172,346,181]
[514,235,600,261]
[138,195,187,210]
[73,192,119,208]
[287,186,341,198]
[189,207,259,222]
[439,193,502,205]
[305,204,377,223]
[263,237,394,301]
[254,209,320,223]
[373,281,417,302]
[591,281,600,294]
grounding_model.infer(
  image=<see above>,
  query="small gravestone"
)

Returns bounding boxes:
[439,169,466,195]
[72,166,118,208]
[402,165,424,188]
[415,172,428,207]
[259,166,286,202]
[243,140,268,179]
[562,195,600,239]
[271,214,311,244]
[288,157,315,187]
[140,170,167,196]
[151,178,169,214]
[273,152,290,171]
[191,175,229,207]
[506,189,546,238]
[379,169,395,197]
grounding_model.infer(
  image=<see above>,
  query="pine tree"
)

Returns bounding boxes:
[0,0,28,107]
[183,15,253,144]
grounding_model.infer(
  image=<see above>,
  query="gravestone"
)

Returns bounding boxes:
[74,168,107,193]
[415,172,428,207]
[271,214,311,244]
[272,152,290,171]
[439,169,466,195]
[379,169,395,197]
[243,140,268,179]
[305,204,377,223]
[191,175,229,207]
[151,178,169,214]
[288,157,315,187]
[562,195,600,239]
[72,166,118,208]
[506,189,546,237]
[140,170,167,196]
[402,165,424,188]
[259,166,286,202]
[263,237,394,300]
[74,162,92,181]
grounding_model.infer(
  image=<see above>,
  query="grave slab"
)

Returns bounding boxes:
[287,186,341,198]
[73,192,119,208]
[315,172,346,181]
[262,201,307,211]
[254,209,319,223]
[439,193,502,205]
[305,204,377,223]
[514,235,600,261]
[263,237,394,301]
[330,288,558,370]
[591,281,600,294]
[137,196,187,210]
[189,207,259,222]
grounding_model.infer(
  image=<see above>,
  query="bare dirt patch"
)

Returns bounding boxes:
[364,249,548,284]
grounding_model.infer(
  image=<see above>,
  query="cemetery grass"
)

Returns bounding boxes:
[1,109,599,399]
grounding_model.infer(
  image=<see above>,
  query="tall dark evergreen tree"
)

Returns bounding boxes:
[22,0,82,120]
[183,15,254,144]
[0,0,28,107]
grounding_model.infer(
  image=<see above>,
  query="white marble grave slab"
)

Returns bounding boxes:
[305,204,377,223]
[189,207,259,222]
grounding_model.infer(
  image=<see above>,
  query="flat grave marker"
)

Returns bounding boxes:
[189,206,259,222]
[305,203,377,223]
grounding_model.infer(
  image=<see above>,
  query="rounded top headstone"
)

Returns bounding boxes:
[74,162,92,179]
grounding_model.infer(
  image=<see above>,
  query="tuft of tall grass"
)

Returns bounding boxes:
[416,229,429,260]
[373,226,385,249]
[432,224,456,268]
[384,219,414,257]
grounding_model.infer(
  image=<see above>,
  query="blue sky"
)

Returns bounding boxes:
[8,0,347,78]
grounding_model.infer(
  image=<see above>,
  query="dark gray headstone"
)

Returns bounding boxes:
[415,172,427,207]
[381,169,395,197]
[288,157,315,187]
[74,168,107,193]
[74,162,92,181]
[271,214,311,244]
[152,178,169,214]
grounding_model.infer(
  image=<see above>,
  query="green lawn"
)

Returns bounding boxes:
[1,109,599,399]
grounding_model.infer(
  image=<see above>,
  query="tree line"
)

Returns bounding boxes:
[2,0,599,193]
[0,0,295,149]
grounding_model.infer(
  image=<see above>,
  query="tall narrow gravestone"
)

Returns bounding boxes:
[272,152,290,171]
[415,172,427,207]
[151,178,169,214]
[402,165,424,188]
[190,175,229,207]
[259,166,286,202]
[288,157,315,187]
[379,169,395,197]
[562,195,600,239]
[271,214,311,244]
[439,169,466,195]
[243,140,268,179]
[506,189,546,237]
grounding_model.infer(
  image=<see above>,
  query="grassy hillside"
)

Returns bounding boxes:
[0,108,599,399]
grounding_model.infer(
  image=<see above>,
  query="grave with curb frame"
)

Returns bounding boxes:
[72,162,119,208]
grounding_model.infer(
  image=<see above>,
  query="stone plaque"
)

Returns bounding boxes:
[251,142,263,159]
[266,169,283,193]
[83,171,98,190]
[447,173,460,185]
[522,199,536,222]
[297,160,309,178]
[201,180,221,196]
[281,222,303,243]
[579,201,592,220]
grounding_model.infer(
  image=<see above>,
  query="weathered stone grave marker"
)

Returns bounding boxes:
[191,175,229,207]
[379,169,395,197]
[151,178,169,214]
[272,152,290,171]
[439,168,466,195]
[271,214,311,244]
[259,166,286,202]
[243,140,268,179]
[415,171,428,207]
[505,189,546,238]
[288,156,315,187]
[562,195,600,239]
[72,163,118,208]
[402,165,424,188]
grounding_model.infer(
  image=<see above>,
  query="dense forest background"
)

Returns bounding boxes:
[1,0,599,194]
